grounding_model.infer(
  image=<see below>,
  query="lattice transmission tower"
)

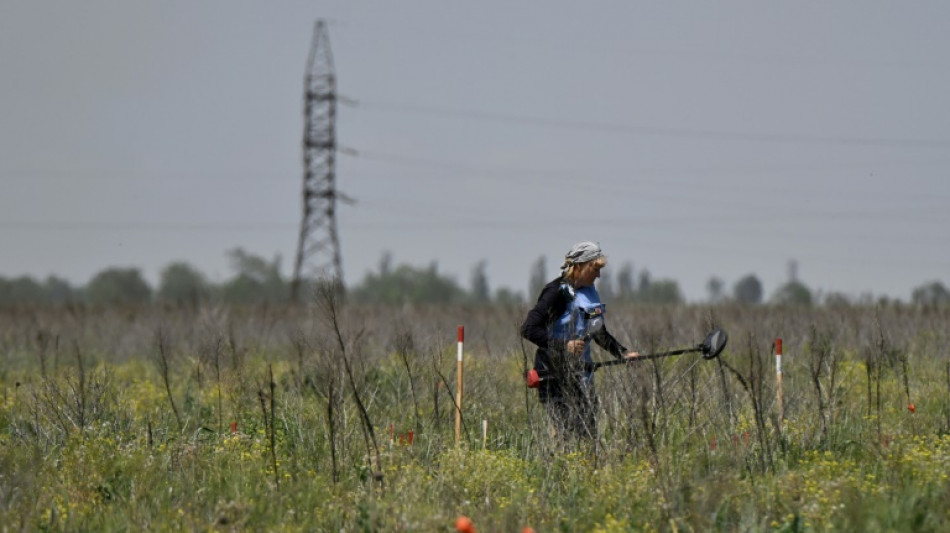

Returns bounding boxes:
[291,20,347,301]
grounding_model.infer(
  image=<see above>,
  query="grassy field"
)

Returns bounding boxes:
[2,298,950,531]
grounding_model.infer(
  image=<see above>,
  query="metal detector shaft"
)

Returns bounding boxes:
[589,345,703,370]
[527,347,702,388]
[524,328,727,388]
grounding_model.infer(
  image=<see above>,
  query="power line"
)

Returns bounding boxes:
[347,149,950,205]
[0,220,296,232]
[355,100,950,149]
[4,203,945,233]
[8,190,943,233]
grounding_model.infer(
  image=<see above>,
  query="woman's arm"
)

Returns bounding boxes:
[591,326,628,359]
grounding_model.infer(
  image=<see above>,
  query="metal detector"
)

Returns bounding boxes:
[525,328,728,388]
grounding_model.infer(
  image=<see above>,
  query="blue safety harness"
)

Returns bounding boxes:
[550,283,606,384]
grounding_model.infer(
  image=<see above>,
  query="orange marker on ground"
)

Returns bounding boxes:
[455,515,475,533]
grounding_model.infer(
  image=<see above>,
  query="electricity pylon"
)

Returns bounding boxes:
[291,20,346,302]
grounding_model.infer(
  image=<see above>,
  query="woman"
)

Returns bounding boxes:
[521,241,639,440]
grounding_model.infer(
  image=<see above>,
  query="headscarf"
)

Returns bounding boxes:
[560,241,603,270]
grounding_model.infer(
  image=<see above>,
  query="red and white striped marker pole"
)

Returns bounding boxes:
[456,325,464,446]
[775,338,784,431]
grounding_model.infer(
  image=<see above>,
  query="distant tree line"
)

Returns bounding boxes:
[590,260,684,305]
[1,249,947,308]
[0,248,288,308]
[0,249,493,308]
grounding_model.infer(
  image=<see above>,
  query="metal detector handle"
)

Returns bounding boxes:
[589,345,703,370]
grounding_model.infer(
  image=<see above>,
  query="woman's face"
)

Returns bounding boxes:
[575,261,603,288]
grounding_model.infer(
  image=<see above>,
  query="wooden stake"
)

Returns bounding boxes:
[456,326,464,446]
[775,338,783,431]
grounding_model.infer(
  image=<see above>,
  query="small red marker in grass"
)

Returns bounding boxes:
[455,515,475,533]
[908,402,916,413]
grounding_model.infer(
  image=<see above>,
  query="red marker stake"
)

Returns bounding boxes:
[775,339,783,431]
[456,326,464,446]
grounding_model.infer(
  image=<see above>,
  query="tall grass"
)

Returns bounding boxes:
[1,302,949,530]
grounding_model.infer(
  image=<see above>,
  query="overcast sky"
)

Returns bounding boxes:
[2,1,948,302]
